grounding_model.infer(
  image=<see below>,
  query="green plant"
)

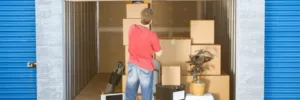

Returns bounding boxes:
[187,49,214,82]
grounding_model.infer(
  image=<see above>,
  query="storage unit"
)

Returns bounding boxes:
[0,0,37,99]
[0,0,272,100]
[265,0,300,99]
[62,1,235,100]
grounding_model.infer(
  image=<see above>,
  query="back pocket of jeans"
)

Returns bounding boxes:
[127,63,134,77]
[140,68,150,77]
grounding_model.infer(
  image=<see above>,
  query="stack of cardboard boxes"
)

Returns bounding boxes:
[156,20,229,100]
[182,20,230,100]
[122,3,229,100]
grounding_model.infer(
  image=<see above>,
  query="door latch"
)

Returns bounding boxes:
[27,62,37,68]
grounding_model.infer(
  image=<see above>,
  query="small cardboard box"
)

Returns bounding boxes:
[181,73,230,100]
[123,19,150,45]
[190,20,214,44]
[182,45,221,75]
[126,4,149,18]
[156,38,191,68]
[162,66,181,85]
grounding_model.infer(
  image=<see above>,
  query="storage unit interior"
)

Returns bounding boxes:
[64,0,235,100]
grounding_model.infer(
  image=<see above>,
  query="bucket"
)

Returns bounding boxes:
[191,80,206,96]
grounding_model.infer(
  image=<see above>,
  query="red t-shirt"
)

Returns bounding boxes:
[128,24,161,71]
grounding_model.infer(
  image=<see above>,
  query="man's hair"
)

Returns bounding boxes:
[141,8,153,25]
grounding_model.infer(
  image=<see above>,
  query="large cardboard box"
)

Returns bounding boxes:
[122,75,126,92]
[156,38,191,68]
[181,73,230,100]
[162,66,181,85]
[182,45,221,75]
[125,46,129,74]
[126,4,149,18]
[190,20,214,44]
[123,19,150,45]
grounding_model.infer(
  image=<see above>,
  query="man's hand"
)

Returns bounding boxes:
[155,50,162,57]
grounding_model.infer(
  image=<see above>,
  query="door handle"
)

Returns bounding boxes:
[27,62,37,68]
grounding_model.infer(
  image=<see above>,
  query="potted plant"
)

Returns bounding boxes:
[186,49,214,96]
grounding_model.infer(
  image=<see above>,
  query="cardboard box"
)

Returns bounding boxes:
[125,46,129,74]
[181,73,230,100]
[122,75,125,92]
[126,4,149,18]
[156,38,191,68]
[182,45,221,75]
[123,19,150,45]
[162,66,181,85]
[190,20,214,44]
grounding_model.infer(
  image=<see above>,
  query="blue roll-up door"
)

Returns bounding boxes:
[265,0,300,100]
[0,0,36,100]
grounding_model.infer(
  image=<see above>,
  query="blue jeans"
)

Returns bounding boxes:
[125,60,160,100]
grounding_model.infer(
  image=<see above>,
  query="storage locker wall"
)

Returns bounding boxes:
[65,2,98,100]
[0,0,37,100]
[265,0,300,99]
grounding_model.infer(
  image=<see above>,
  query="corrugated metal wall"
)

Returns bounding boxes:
[65,1,98,100]
[265,0,300,100]
[0,0,37,100]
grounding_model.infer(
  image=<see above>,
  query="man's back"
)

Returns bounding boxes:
[128,24,161,71]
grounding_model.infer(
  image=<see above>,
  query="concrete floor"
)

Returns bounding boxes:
[74,73,122,100]
[74,73,148,100]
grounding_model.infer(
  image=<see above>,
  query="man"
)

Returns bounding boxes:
[125,8,162,100]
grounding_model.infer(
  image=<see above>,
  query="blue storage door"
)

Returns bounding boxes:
[265,0,300,100]
[0,0,36,100]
